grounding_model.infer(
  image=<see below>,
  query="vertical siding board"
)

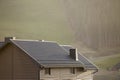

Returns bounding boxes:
[0,44,13,80]
[0,44,39,80]
[13,44,39,80]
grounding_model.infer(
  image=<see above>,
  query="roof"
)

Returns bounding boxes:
[0,38,98,70]
[62,45,98,69]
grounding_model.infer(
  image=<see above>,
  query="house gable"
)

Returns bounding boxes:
[0,43,39,80]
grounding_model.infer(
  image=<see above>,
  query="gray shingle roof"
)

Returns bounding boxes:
[1,39,98,70]
[62,45,98,69]
[11,40,84,68]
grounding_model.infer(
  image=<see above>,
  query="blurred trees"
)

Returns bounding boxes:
[62,0,120,50]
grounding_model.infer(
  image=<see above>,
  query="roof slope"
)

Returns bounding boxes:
[11,40,84,68]
[62,45,98,69]
[0,39,98,70]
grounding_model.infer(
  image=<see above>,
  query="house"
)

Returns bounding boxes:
[0,37,98,80]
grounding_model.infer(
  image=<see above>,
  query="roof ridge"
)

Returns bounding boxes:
[11,39,39,41]
[11,39,58,43]
[60,45,72,47]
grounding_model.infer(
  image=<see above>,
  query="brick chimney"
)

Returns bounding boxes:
[69,48,78,61]
[5,37,16,43]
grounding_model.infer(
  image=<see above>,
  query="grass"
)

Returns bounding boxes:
[94,54,120,69]
[93,54,120,80]
[94,73,120,80]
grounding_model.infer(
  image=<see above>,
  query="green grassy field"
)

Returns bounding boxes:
[94,73,120,80]
[93,54,120,80]
[94,54,120,69]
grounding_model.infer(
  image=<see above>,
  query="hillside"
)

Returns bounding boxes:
[1,0,120,50]
[93,54,120,80]
[0,0,120,55]
[63,0,120,50]
[93,54,120,69]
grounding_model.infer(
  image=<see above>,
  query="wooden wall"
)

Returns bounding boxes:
[0,44,12,80]
[0,44,39,80]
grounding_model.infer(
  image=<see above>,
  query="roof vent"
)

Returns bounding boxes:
[39,40,45,42]
[69,48,78,61]
[5,37,16,43]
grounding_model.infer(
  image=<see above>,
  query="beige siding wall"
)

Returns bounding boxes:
[40,68,94,80]
[0,44,39,80]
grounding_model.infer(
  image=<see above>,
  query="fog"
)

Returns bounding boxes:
[0,0,120,50]
[62,0,120,50]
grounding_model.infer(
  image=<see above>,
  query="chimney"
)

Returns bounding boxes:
[69,48,78,61]
[5,37,16,43]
